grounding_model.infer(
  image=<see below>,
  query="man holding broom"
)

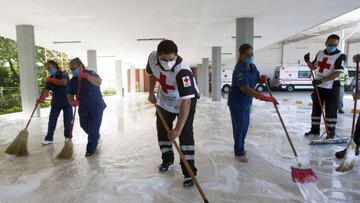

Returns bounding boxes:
[146,40,200,188]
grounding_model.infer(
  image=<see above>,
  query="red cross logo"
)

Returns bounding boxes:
[318,57,331,73]
[183,77,189,83]
[159,73,174,93]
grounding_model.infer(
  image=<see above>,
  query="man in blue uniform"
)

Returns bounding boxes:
[228,44,278,163]
[36,60,73,145]
[67,58,106,157]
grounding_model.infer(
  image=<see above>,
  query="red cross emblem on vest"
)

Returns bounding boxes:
[318,57,331,73]
[159,72,175,93]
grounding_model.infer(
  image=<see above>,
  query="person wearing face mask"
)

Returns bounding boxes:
[227,44,278,163]
[304,34,346,139]
[67,58,106,157]
[36,60,73,145]
[146,40,200,188]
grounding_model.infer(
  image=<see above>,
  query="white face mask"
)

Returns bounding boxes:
[160,60,176,70]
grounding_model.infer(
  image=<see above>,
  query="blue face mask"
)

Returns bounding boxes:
[245,56,254,65]
[326,46,337,53]
[71,69,79,77]
[48,67,57,76]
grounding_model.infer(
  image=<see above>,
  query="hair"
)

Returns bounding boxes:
[157,40,178,55]
[326,34,340,42]
[237,43,253,64]
[69,57,85,69]
[46,60,60,70]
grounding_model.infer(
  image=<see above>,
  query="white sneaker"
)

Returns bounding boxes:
[42,140,53,145]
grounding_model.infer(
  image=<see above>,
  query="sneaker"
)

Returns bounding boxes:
[235,155,248,163]
[325,131,335,140]
[304,129,320,137]
[158,162,174,172]
[338,109,345,114]
[42,140,53,145]
[183,177,194,188]
[85,152,94,157]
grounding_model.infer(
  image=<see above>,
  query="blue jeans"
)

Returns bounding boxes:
[229,107,250,156]
[45,105,73,141]
[78,107,104,153]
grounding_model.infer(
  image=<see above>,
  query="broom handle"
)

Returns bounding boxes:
[309,68,330,134]
[352,55,360,138]
[265,82,299,158]
[155,105,209,203]
[68,78,82,139]
[25,82,49,130]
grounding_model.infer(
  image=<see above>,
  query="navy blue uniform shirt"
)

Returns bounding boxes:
[46,71,71,107]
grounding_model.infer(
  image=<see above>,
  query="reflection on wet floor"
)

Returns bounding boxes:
[0,92,359,203]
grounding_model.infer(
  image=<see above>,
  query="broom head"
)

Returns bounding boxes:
[5,129,29,156]
[291,166,318,183]
[56,139,73,160]
[336,140,357,172]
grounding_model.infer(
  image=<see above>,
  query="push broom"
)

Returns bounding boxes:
[265,82,318,183]
[336,54,360,172]
[56,77,82,160]
[5,83,48,156]
[155,105,209,203]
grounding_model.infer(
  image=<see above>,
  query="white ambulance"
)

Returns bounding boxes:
[272,66,313,92]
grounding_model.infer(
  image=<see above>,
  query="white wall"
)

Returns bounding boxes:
[349,42,360,68]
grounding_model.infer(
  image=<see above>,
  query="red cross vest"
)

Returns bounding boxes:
[147,51,198,113]
[314,50,343,89]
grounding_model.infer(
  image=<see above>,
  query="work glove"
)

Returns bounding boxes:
[71,100,80,107]
[36,95,46,105]
[312,79,322,86]
[304,53,310,63]
[256,93,279,105]
[79,72,91,79]
[259,75,268,84]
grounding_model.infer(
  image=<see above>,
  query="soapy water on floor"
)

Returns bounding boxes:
[0,92,359,203]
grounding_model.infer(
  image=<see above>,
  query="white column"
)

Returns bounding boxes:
[115,60,123,97]
[340,27,346,53]
[236,18,254,60]
[202,58,209,97]
[212,47,222,101]
[87,50,97,72]
[130,65,136,93]
[16,25,39,117]
[139,69,144,92]
[196,64,203,94]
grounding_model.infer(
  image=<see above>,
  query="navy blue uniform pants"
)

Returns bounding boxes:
[229,107,250,156]
[78,107,104,153]
[45,105,73,141]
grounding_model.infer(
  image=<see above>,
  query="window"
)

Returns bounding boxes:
[298,71,311,78]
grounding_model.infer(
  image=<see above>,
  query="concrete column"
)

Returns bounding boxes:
[212,47,222,101]
[130,66,136,93]
[236,18,254,60]
[139,69,144,92]
[16,25,40,117]
[202,58,209,96]
[115,60,123,97]
[196,64,203,94]
[87,50,97,72]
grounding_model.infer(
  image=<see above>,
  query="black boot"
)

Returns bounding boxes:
[305,129,320,137]
[158,162,174,172]
[325,131,335,140]
[183,177,194,188]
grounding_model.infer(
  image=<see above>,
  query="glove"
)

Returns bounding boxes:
[71,100,80,107]
[312,79,322,86]
[46,77,57,85]
[259,75,267,84]
[304,53,310,63]
[36,95,46,104]
[256,93,279,105]
[79,72,91,79]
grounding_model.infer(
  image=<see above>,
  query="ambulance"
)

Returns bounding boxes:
[272,66,313,92]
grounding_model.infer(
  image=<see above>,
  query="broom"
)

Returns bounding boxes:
[5,83,49,156]
[56,77,82,160]
[265,82,318,183]
[155,105,209,203]
[336,54,360,172]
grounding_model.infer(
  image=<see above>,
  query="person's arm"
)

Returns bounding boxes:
[240,85,260,98]
[36,88,50,104]
[79,71,102,86]
[66,80,79,107]
[146,55,157,103]
[169,99,191,141]
[320,72,341,82]
[304,52,317,70]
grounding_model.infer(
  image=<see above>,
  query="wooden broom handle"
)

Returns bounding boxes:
[155,105,209,203]
[25,82,49,130]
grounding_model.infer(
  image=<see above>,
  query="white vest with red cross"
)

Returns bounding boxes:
[147,51,197,113]
[314,50,343,89]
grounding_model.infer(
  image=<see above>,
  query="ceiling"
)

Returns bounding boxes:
[0,0,360,67]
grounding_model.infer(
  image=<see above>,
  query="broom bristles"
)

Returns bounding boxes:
[291,167,318,183]
[56,139,73,160]
[336,140,357,172]
[5,129,29,156]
